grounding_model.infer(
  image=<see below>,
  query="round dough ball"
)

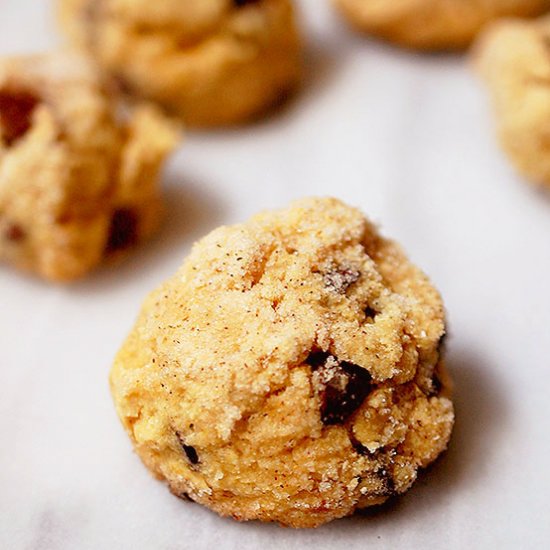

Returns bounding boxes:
[58,0,302,127]
[110,197,454,528]
[333,0,550,50]
[0,52,178,282]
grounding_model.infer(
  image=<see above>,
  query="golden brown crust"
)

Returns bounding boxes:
[333,0,550,50]
[475,15,550,188]
[110,197,454,528]
[0,52,179,282]
[58,0,302,127]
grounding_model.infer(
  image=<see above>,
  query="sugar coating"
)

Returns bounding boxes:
[0,52,178,282]
[110,197,454,528]
[58,0,302,127]
[333,0,550,50]
[475,15,550,188]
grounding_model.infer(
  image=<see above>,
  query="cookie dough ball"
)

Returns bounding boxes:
[0,52,178,282]
[333,0,550,50]
[111,197,454,528]
[58,0,302,127]
[475,16,550,188]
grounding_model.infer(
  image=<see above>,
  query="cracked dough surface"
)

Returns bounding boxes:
[110,197,454,528]
[333,0,550,50]
[475,15,550,188]
[0,52,178,282]
[58,0,302,127]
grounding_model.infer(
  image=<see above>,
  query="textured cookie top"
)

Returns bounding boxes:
[111,198,452,527]
[123,197,445,438]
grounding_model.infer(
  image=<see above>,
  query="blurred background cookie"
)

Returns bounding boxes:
[110,197,453,528]
[58,0,302,127]
[475,15,550,188]
[0,52,179,282]
[333,0,550,50]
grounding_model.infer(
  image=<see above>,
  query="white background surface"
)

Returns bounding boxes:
[1,1,549,548]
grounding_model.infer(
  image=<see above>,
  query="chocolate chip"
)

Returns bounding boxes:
[175,431,200,466]
[307,351,333,369]
[105,208,138,254]
[375,466,396,497]
[350,436,384,458]
[308,352,372,425]
[431,373,443,396]
[354,456,397,499]
[0,91,39,146]
[323,266,361,294]
[233,0,261,6]
[352,439,371,456]
[430,334,447,396]
[4,223,25,242]
[182,444,199,465]
[364,306,378,322]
